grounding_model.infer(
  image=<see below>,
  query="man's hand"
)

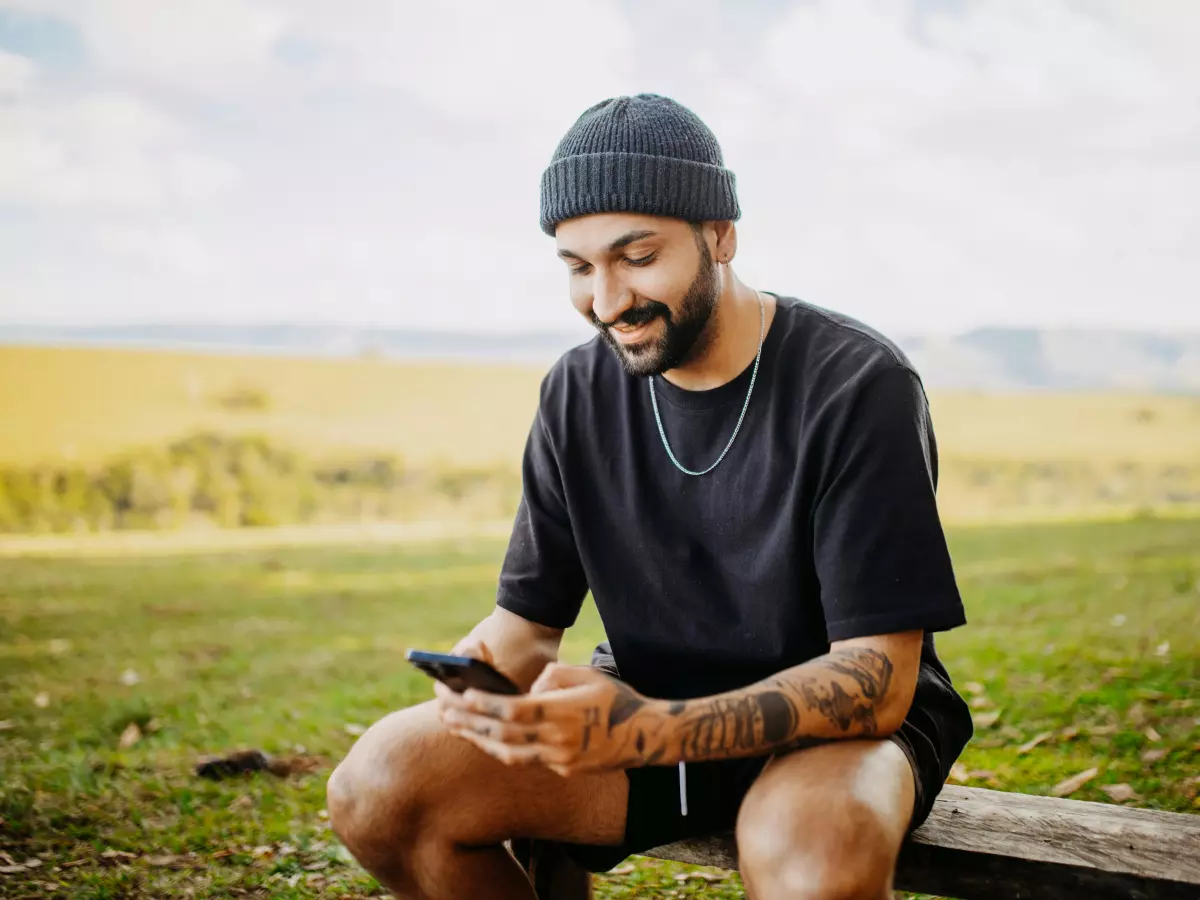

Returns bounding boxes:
[439,663,668,777]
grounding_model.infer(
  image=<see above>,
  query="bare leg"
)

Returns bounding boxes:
[326,701,627,900]
[736,739,915,900]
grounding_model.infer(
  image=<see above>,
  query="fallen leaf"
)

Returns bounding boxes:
[48,639,71,655]
[34,692,49,708]
[267,754,329,778]
[1058,725,1081,741]
[674,871,724,882]
[60,859,89,868]
[1087,724,1118,736]
[0,865,27,874]
[226,794,254,811]
[969,695,993,710]
[195,749,272,780]
[963,682,985,695]
[1101,783,1142,802]
[317,809,329,820]
[120,669,140,686]
[973,710,1002,729]
[251,845,274,857]
[1142,748,1168,764]
[1017,731,1054,755]
[343,723,366,736]
[144,854,189,868]
[1181,776,1200,799]
[100,850,136,860]
[1144,726,1162,742]
[1052,767,1099,797]
[0,721,11,731]
[0,853,12,866]
[1126,703,1147,726]
[303,861,329,871]
[145,718,162,733]
[211,849,236,859]
[118,722,142,749]
[23,859,42,869]
[607,864,636,876]
[948,762,969,784]
[1154,641,1170,657]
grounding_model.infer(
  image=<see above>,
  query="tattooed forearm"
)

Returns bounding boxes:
[668,647,900,762]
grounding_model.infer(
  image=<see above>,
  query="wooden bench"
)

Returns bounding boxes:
[644,785,1200,899]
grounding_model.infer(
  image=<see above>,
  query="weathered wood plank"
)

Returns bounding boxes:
[643,785,1200,900]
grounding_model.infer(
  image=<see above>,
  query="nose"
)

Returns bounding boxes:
[591,267,634,326]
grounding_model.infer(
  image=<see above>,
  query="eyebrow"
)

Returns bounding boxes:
[556,229,659,261]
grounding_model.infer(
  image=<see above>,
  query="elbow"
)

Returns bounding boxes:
[874,687,916,737]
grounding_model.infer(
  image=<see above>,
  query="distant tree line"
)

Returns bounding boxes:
[0,432,521,534]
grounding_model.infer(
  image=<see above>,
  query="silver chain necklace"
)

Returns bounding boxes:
[649,291,766,476]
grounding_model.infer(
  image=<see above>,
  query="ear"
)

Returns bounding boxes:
[713,220,738,265]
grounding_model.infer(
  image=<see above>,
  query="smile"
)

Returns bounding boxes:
[611,320,656,345]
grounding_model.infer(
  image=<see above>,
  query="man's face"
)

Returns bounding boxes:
[555,213,720,377]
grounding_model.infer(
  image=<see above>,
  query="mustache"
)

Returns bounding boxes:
[592,300,670,330]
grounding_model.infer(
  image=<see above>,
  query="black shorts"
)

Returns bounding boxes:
[555,645,966,874]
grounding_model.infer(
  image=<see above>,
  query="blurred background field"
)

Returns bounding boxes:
[3,344,1200,537]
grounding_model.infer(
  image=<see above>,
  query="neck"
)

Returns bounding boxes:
[660,271,775,392]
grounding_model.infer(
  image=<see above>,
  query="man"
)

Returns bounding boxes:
[327,93,973,900]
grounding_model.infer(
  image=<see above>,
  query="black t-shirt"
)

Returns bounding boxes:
[497,295,969,724]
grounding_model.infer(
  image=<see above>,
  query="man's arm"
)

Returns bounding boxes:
[646,631,922,764]
[440,630,923,774]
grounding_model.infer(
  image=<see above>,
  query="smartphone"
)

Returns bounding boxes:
[406,649,521,695]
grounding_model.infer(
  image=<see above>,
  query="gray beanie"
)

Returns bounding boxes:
[539,93,741,236]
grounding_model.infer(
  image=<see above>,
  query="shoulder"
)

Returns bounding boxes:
[774,295,918,380]
[768,296,926,436]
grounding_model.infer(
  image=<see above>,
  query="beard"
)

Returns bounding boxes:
[590,240,720,378]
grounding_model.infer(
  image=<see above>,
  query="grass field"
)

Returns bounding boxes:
[2,515,1198,898]
[3,344,1200,525]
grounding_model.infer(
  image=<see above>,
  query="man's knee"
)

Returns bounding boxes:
[326,705,441,871]
[736,789,896,900]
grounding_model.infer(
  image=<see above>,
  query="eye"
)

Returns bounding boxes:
[569,263,592,276]
[626,254,656,267]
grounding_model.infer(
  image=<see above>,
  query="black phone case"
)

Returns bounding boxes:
[407,651,521,695]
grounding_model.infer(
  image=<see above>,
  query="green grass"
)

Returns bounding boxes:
[1,517,1198,898]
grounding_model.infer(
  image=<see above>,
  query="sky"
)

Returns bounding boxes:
[0,0,1196,337]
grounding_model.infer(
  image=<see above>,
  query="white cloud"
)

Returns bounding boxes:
[0,48,34,96]
[0,0,287,92]
[0,0,1198,333]
[287,0,634,124]
[93,224,224,278]
[0,59,236,210]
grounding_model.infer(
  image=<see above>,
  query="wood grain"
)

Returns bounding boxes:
[642,785,1200,899]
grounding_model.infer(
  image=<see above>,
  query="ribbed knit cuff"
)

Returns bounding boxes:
[539,151,740,235]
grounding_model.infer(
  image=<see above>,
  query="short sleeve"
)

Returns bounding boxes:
[495,392,589,629]
[813,365,966,642]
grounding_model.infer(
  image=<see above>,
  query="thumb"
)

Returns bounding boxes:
[530,662,601,694]
[452,636,495,665]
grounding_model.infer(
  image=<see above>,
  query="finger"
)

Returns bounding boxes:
[462,689,551,724]
[453,728,555,767]
[445,709,546,746]
[531,663,604,694]
[434,681,468,709]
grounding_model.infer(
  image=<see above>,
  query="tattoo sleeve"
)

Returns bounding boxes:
[667,647,896,763]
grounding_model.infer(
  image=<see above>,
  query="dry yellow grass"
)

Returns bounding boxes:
[0,345,544,468]
[2,344,1199,526]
